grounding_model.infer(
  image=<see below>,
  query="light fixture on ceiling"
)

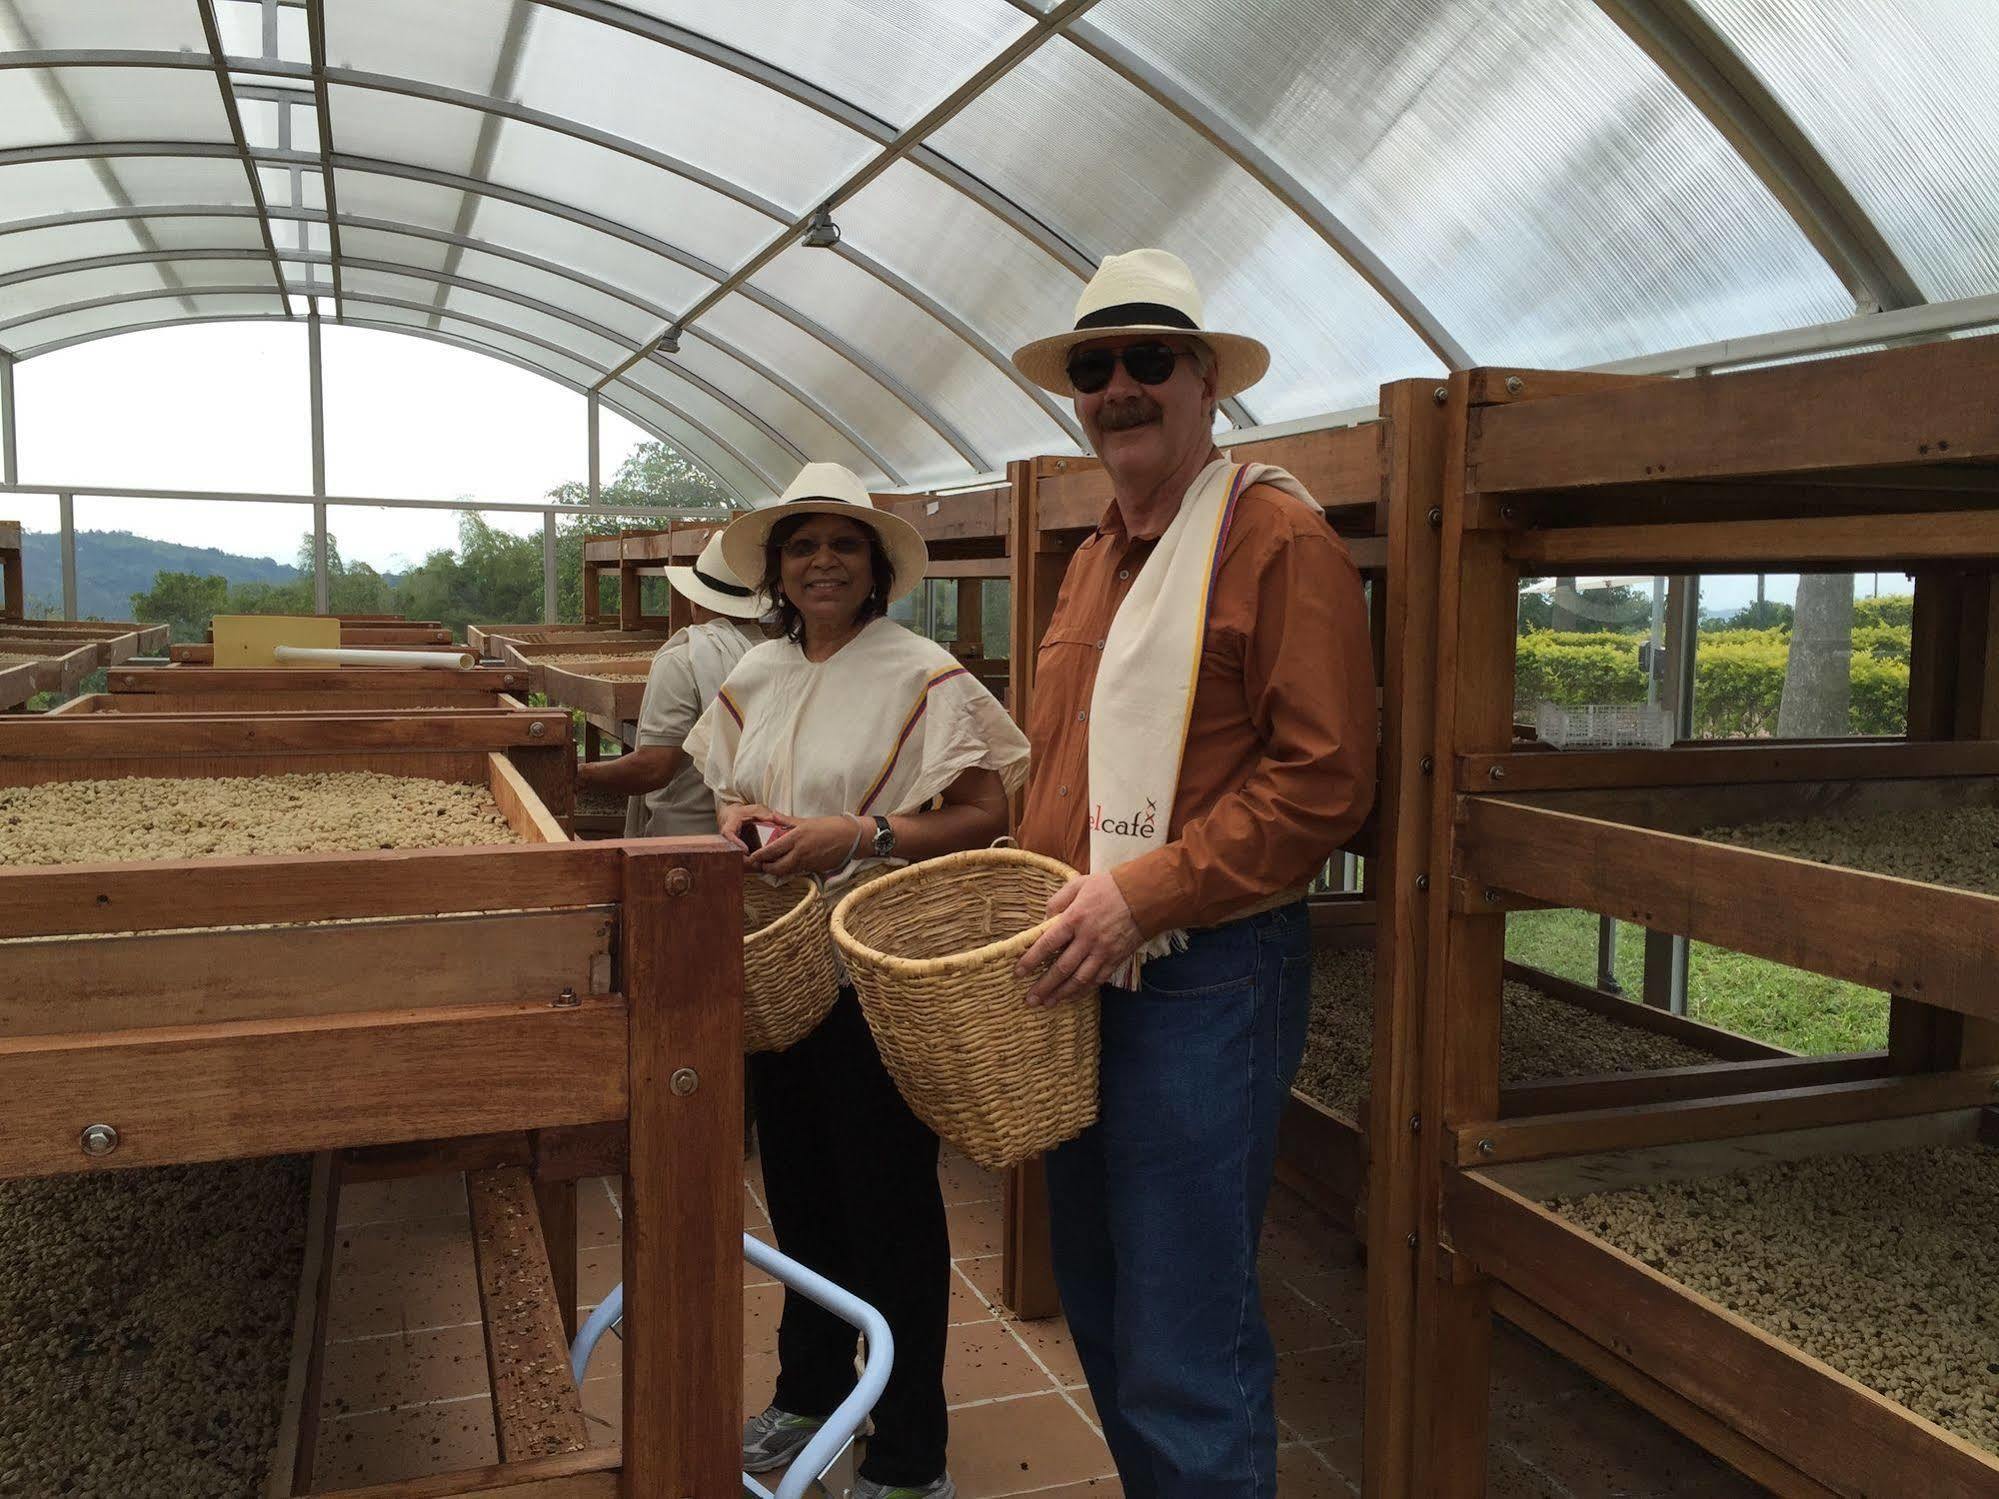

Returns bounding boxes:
[802,208,841,249]
[657,325,681,354]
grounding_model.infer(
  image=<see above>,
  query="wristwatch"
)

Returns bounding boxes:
[871,814,896,859]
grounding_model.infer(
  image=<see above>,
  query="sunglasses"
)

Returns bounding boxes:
[1065,341,1193,395]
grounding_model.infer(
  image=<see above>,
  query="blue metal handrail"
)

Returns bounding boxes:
[570,1231,895,1499]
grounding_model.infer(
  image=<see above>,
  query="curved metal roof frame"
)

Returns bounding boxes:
[0,0,1956,500]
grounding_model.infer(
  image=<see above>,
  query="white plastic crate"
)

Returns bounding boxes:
[1534,700,1674,749]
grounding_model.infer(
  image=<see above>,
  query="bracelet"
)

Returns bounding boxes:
[836,815,868,870]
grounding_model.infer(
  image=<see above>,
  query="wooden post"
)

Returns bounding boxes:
[1409,373,1515,1498]
[956,577,984,654]
[1360,380,1449,1499]
[532,1172,581,1341]
[620,842,743,1497]
[618,553,642,634]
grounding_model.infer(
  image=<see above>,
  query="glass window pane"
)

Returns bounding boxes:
[612,0,1031,126]
[615,361,800,492]
[0,262,174,323]
[0,71,71,150]
[2,0,203,51]
[323,0,517,95]
[652,337,880,481]
[31,66,234,147]
[702,290,966,488]
[751,246,1062,469]
[1693,0,1999,302]
[142,214,271,255]
[930,38,1441,420]
[5,291,286,356]
[1088,0,1850,369]
[0,217,149,276]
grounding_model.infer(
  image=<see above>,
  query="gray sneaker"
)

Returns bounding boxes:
[853,1477,956,1499]
[742,1405,825,1473]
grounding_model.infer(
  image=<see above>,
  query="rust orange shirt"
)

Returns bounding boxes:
[1017,479,1378,938]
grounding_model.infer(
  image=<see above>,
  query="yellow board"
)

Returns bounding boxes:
[211,614,342,669]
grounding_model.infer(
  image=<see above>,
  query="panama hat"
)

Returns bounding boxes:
[1012,248,1270,401]
[720,461,928,605]
[663,532,768,620]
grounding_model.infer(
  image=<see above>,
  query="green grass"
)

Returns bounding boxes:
[1504,908,1889,1057]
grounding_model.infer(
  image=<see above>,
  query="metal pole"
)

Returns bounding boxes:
[0,351,17,486]
[587,392,601,504]
[543,509,559,625]
[58,491,77,619]
[1596,916,1623,995]
[308,313,330,613]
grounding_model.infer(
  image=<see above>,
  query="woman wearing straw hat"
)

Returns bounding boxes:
[575,532,770,837]
[684,461,1029,1499]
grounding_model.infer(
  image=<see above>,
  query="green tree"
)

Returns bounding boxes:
[130,571,232,641]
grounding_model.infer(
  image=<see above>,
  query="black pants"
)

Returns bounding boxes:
[749,987,950,1486]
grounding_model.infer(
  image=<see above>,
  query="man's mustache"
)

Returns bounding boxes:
[1097,396,1161,431]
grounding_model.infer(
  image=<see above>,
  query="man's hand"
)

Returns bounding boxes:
[750,815,865,879]
[1016,871,1142,1007]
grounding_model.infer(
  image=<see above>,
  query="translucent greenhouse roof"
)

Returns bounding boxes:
[1,0,1996,503]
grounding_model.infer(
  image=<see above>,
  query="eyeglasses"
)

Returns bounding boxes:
[779,532,869,562]
[1065,341,1192,395]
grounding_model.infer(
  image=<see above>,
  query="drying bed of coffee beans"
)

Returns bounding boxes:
[1555,1144,1999,1454]
[1294,947,1724,1118]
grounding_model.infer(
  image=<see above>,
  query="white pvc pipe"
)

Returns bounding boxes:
[273,646,477,669]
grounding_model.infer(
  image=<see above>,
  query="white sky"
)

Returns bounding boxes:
[2,321,650,573]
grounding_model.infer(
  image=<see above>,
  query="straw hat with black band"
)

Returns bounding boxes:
[720,461,929,605]
[664,531,769,620]
[1011,247,1270,401]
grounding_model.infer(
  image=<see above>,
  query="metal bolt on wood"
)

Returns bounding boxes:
[1415,873,1430,891]
[665,867,692,896]
[1432,386,1448,404]
[1426,506,1443,527]
[528,720,547,738]
[670,1068,699,1097]
[1478,1138,1496,1156]
[1504,375,1523,395]
[553,986,579,1008]
[1406,1231,1418,1249]
[1408,1114,1421,1133]
[1419,755,1434,774]
[1488,764,1506,780]
[79,1123,119,1157]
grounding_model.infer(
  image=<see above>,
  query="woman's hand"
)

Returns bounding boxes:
[718,802,790,851]
[749,815,866,878]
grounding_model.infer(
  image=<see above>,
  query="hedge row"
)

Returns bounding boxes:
[1515,629,1909,738]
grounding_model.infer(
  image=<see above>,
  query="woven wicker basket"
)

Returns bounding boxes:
[742,875,839,1053]
[830,848,1100,1171]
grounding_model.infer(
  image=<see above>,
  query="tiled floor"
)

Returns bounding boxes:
[309,1157,1767,1497]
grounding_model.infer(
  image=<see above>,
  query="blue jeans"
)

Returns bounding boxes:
[1044,902,1313,1499]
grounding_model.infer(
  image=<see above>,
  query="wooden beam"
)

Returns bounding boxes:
[923,555,1012,579]
[0,841,624,939]
[309,1447,619,1499]
[490,752,572,844]
[1462,796,1999,1014]
[0,908,613,1035]
[468,1165,591,1461]
[270,1153,338,1498]
[0,712,569,759]
[1507,508,1999,573]
[1447,1170,1999,1499]
[1461,737,1999,792]
[1001,1157,1061,1320]
[620,845,744,1497]
[1496,1052,1892,1117]
[1491,1287,1839,1499]
[1470,333,1999,493]
[108,666,529,694]
[1360,378,1450,1499]
[0,998,628,1179]
[1456,1067,1999,1165]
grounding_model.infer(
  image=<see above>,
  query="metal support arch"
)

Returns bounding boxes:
[0,350,16,486]
[57,490,76,620]
[543,508,559,624]
[587,392,601,504]
[307,310,330,612]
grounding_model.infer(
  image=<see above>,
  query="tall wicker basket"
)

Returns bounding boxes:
[742,875,840,1053]
[830,848,1100,1171]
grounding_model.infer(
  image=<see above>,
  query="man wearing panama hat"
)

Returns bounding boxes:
[575,531,770,838]
[1012,249,1377,1496]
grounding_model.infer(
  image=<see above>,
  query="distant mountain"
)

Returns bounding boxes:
[14,529,300,620]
